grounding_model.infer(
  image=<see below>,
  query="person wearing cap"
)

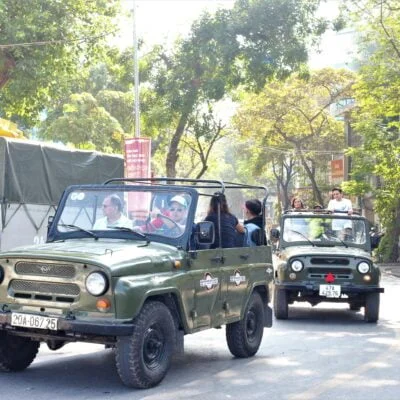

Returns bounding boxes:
[166,195,188,228]
[140,194,188,237]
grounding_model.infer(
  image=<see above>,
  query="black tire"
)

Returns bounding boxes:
[226,291,264,358]
[349,303,361,312]
[0,331,39,372]
[273,288,289,320]
[115,301,176,389]
[364,292,380,323]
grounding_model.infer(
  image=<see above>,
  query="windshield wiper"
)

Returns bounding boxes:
[322,232,348,248]
[289,230,316,247]
[108,226,150,245]
[58,224,99,240]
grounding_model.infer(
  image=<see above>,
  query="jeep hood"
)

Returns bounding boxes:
[280,245,371,260]
[0,240,183,271]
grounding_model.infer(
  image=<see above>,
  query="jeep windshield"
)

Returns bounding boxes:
[281,215,367,247]
[53,187,193,242]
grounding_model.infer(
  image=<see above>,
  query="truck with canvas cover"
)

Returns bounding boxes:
[0,137,123,251]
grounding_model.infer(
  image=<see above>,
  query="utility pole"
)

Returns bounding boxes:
[133,0,140,137]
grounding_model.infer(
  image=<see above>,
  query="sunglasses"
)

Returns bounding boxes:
[169,207,184,212]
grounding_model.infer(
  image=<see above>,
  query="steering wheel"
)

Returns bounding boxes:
[149,214,182,236]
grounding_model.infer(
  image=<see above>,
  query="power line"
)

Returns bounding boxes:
[0,31,115,49]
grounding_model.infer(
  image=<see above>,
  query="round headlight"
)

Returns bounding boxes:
[357,262,370,274]
[291,260,304,272]
[86,272,108,296]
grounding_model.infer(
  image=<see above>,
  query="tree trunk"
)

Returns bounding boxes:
[296,146,325,206]
[390,200,400,262]
[165,112,190,178]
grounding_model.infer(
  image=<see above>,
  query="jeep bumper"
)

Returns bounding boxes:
[274,282,384,294]
[0,311,134,337]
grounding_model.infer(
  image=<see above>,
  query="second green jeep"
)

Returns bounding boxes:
[271,210,384,322]
[0,178,273,388]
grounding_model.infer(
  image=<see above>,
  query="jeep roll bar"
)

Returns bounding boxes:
[102,177,268,197]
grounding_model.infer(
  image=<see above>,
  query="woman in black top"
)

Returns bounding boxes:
[204,192,244,248]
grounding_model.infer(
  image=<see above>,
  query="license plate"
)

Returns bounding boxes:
[11,312,58,331]
[319,284,341,298]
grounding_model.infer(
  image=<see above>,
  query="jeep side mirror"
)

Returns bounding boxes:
[370,232,383,250]
[195,221,215,244]
[270,228,280,239]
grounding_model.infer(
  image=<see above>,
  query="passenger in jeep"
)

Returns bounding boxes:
[204,192,244,248]
[93,194,132,229]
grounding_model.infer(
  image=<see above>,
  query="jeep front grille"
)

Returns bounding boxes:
[9,279,80,303]
[15,262,76,278]
[310,258,349,266]
[308,268,352,280]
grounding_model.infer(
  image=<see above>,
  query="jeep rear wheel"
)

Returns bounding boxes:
[116,301,176,389]
[226,291,264,358]
[0,331,39,371]
[364,292,380,323]
[273,288,289,320]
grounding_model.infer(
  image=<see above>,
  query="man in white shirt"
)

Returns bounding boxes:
[327,187,353,233]
[93,194,132,229]
[327,187,353,215]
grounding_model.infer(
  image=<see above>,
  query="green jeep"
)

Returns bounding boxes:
[0,178,273,388]
[271,210,384,322]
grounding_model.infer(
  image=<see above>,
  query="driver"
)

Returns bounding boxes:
[162,195,188,234]
[137,195,188,237]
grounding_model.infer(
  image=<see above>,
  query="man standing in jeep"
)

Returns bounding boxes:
[327,187,353,215]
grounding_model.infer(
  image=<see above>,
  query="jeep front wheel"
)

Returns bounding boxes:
[273,288,289,320]
[116,301,176,388]
[0,331,39,371]
[226,291,264,358]
[364,292,380,323]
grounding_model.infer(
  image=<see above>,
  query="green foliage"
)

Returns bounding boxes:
[343,0,400,261]
[41,93,124,153]
[0,0,121,124]
[233,68,355,208]
[147,0,325,176]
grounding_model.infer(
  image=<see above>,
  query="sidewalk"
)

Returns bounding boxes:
[378,263,400,278]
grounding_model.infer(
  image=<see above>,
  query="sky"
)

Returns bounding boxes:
[116,0,235,50]
[114,0,357,70]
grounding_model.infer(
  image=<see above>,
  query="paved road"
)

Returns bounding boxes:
[1,272,399,400]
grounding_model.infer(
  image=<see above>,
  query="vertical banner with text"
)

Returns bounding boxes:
[124,138,151,221]
[331,159,344,183]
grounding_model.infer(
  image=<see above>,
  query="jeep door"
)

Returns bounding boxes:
[189,248,225,329]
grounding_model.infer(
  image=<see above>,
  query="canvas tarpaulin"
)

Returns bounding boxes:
[0,137,124,205]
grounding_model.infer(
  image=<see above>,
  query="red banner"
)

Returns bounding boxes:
[124,137,151,179]
[331,159,344,179]
[124,138,151,221]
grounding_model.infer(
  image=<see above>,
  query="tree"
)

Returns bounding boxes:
[341,0,400,261]
[179,104,229,179]
[149,0,327,177]
[233,68,355,208]
[0,0,120,124]
[41,93,124,153]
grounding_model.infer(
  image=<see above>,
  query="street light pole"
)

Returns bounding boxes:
[133,0,140,138]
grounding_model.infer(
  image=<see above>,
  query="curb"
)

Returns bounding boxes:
[378,264,400,278]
